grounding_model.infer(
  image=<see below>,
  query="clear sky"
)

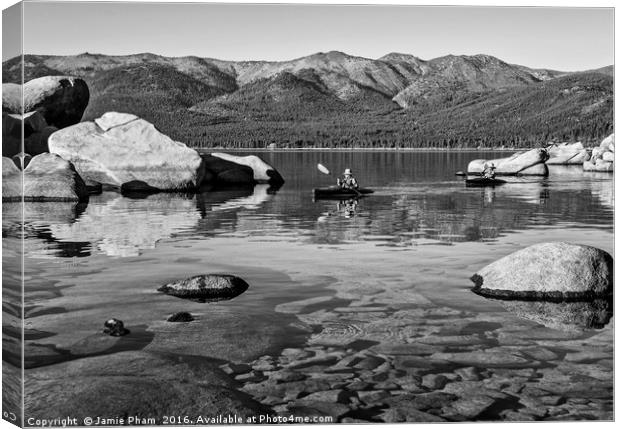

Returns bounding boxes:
[3,1,615,71]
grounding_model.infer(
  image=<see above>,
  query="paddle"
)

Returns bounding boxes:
[317,163,362,196]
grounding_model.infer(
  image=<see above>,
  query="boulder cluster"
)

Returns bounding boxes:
[2,76,284,202]
[583,134,614,172]
[467,134,615,176]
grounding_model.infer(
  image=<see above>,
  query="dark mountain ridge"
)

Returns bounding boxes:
[2,51,613,148]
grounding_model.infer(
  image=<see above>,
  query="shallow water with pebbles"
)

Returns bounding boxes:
[3,151,613,422]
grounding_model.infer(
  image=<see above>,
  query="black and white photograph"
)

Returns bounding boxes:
[1,0,615,426]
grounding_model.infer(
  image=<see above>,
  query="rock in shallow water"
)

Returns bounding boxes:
[158,274,249,302]
[2,153,88,202]
[471,242,613,300]
[166,312,194,322]
[102,318,129,336]
[467,148,549,176]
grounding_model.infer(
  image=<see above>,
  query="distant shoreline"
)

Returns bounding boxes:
[199,147,524,153]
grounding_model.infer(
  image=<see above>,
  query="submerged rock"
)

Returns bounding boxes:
[2,153,88,202]
[471,242,613,300]
[48,112,205,191]
[158,274,249,302]
[467,148,549,176]
[25,351,270,422]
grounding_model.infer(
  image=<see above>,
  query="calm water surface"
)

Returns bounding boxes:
[3,151,614,391]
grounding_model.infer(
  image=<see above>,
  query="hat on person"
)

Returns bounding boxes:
[344,168,352,175]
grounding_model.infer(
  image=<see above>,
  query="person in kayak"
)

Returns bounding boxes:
[482,162,497,179]
[337,168,359,189]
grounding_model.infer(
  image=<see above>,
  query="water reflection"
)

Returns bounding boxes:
[3,152,614,256]
[4,185,280,258]
[490,298,613,333]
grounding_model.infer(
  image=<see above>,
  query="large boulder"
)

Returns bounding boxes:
[210,153,284,185]
[2,76,89,128]
[471,242,613,300]
[467,148,549,176]
[546,142,589,165]
[2,153,88,202]
[202,154,255,185]
[48,112,205,191]
[158,274,249,302]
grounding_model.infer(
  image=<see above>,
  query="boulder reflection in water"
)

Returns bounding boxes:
[492,298,613,332]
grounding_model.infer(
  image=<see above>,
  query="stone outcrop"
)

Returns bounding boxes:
[2,76,89,128]
[584,134,614,172]
[471,242,613,300]
[48,112,205,191]
[467,148,549,176]
[158,274,249,302]
[546,142,589,165]
[2,153,88,202]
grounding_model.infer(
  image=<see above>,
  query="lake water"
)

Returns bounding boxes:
[3,150,614,422]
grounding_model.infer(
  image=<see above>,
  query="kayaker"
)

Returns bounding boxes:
[337,168,359,190]
[482,162,496,179]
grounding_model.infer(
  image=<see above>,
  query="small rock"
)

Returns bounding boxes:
[354,355,386,370]
[252,356,278,371]
[341,418,371,423]
[445,395,497,419]
[564,351,610,363]
[102,318,129,336]
[422,374,448,390]
[454,367,481,381]
[500,410,537,421]
[166,312,194,322]
[380,407,445,423]
[300,389,351,404]
[271,370,306,383]
[346,380,372,391]
[235,371,265,383]
[357,390,390,404]
[287,401,350,419]
[219,362,252,375]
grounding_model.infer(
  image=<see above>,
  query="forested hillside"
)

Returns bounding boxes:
[3,52,613,148]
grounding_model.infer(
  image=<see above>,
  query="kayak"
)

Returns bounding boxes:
[465,177,506,187]
[313,186,374,199]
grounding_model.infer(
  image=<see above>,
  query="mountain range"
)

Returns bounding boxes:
[2,51,613,148]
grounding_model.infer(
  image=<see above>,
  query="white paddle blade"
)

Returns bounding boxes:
[317,163,330,175]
